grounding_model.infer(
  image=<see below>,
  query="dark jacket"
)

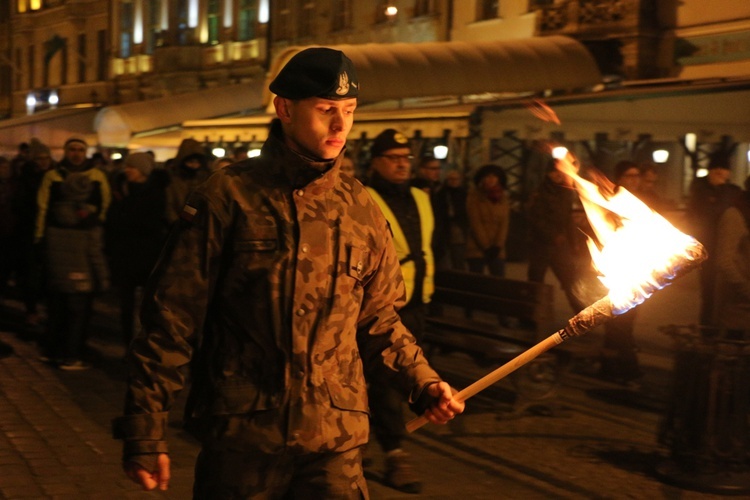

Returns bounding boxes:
[106,169,170,286]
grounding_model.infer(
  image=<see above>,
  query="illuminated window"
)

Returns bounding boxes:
[29,0,40,10]
[238,0,257,41]
[17,0,27,13]
[331,0,351,31]
[120,1,134,58]
[176,0,191,44]
[477,0,499,20]
[208,0,220,44]
[145,0,162,53]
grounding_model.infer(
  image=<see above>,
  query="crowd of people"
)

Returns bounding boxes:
[0,46,748,498]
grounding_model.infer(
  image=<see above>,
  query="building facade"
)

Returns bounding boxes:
[0,0,748,216]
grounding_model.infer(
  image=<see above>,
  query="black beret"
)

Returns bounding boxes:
[270,47,358,100]
[370,129,410,157]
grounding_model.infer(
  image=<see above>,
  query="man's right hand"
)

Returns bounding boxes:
[124,453,170,491]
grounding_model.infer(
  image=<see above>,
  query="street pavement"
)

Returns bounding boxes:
[0,262,742,499]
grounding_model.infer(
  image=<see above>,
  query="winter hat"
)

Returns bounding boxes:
[473,164,507,188]
[64,136,88,150]
[370,129,410,158]
[28,138,51,160]
[124,152,155,178]
[270,47,359,100]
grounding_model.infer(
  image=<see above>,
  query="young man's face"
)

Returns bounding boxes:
[275,96,357,160]
[64,142,88,167]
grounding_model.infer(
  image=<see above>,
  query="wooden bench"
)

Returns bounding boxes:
[422,269,561,415]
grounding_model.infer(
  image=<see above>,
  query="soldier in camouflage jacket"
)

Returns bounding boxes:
[114,48,463,498]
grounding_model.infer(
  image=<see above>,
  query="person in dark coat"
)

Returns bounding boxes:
[105,152,169,346]
[685,151,743,327]
[14,138,55,327]
[526,159,587,315]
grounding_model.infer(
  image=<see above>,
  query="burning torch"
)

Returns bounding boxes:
[406,150,708,433]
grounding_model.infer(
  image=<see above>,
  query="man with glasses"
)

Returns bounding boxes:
[364,129,435,494]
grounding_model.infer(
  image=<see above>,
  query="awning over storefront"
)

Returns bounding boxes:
[0,105,100,156]
[94,81,265,148]
[265,35,603,107]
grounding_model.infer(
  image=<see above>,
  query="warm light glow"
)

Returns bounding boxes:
[111,152,123,160]
[212,147,226,157]
[224,0,233,27]
[258,0,269,23]
[48,90,59,106]
[385,5,398,17]
[685,133,697,153]
[188,0,199,28]
[652,149,669,163]
[696,168,708,178]
[26,93,36,115]
[30,0,41,10]
[552,146,568,159]
[160,0,168,30]
[134,0,144,44]
[248,148,262,158]
[433,145,448,160]
[556,152,701,314]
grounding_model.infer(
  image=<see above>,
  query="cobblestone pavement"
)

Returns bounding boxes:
[0,263,744,499]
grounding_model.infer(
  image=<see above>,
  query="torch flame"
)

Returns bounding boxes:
[555,153,703,314]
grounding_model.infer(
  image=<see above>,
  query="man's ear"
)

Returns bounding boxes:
[274,96,292,123]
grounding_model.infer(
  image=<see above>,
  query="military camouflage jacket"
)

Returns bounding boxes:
[113,122,441,459]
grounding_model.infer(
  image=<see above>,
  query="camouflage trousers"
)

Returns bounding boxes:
[192,445,368,499]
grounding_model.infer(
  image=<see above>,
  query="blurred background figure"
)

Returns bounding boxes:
[711,175,750,338]
[526,158,586,314]
[165,138,211,225]
[232,145,248,162]
[412,154,442,195]
[14,138,55,329]
[599,160,643,387]
[465,164,510,276]
[685,150,743,327]
[0,156,19,301]
[35,137,111,370]
[105,152,169,347]
[432,169,468,271]
[340,152,356,177]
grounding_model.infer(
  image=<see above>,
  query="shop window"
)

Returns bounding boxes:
[238,0,258,41]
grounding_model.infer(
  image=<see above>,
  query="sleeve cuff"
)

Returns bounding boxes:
[112,412,169,440]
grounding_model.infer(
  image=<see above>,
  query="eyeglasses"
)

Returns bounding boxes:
[379,154,414,162]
